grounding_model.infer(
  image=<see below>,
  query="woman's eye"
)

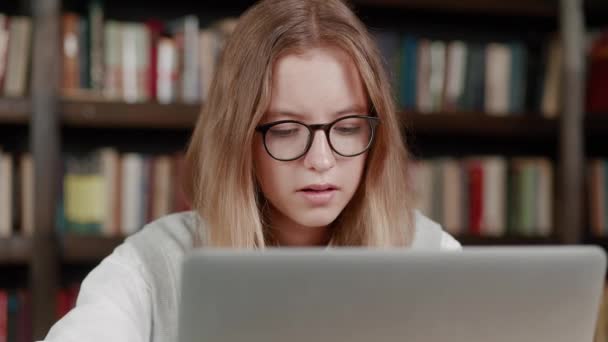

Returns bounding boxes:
[268,127,300,137]
[334,126,361,135]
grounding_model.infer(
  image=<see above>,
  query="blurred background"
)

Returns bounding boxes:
[0,0,607,340]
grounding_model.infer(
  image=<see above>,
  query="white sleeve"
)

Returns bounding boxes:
[440,231,463,251]
[42,242,152,342]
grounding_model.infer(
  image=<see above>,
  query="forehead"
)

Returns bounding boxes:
[266,46,368,122]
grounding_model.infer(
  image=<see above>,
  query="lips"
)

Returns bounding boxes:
[299,183,338,192]
[298,184,338,206]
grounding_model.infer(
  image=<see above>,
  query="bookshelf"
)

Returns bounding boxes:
[406,113,558,139]
[0,98,30,124]
[61,100,200,128]
[60,235,125,263]
[0,0,592,339]
[0,237,32,265]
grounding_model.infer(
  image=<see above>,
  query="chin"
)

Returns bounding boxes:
[291,208,342,228]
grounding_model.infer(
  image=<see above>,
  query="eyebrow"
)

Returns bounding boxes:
[265,105,368,121]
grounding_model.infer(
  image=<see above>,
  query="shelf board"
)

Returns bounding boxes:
[405,112,558,139]
[60,99,200,129]
[585,115,608,138]
[0,236,31,265]
[58,100,559,139]
[457,235,558,246]
[0,98,30,124]
[61,234,125,263]
[353,0,557,16]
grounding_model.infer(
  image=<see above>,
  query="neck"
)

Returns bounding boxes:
[267,208,330,247]
[273,224,330,247]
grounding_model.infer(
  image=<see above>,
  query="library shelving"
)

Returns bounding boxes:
[0,0,594,339]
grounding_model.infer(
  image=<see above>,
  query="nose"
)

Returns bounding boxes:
[303,130,336,172]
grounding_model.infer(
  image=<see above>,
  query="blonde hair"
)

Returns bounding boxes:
[184,0,415,248]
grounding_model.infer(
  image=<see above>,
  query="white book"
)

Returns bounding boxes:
[537,159,553,236]
[157,37,177,104]
[122,23,139,103]
[442,158,463,236]
[444,41,467,111]
[0,151,12,237]
[20,154,33,236]
[100,148,119,236]
[485,43,511,115]
[121,153,143,235]
[4,16,32,97]
[429,41,446,112]
[482,157,507,236]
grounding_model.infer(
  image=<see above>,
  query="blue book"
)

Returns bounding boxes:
[399,36,418,110]
[509,42,528,114]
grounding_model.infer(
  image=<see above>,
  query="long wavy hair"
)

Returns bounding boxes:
[184,0,415,248]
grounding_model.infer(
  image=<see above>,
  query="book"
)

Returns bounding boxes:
[0,150,12,238]
[0,14,9,94]
[3,16,31,97]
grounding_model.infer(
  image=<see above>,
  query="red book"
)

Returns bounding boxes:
[468,160,484,235]
[0,290,7,342]
[56,289,70,320]
[16,290,30,342]
[587,32,608,114]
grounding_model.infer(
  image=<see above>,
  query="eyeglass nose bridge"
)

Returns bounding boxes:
[303,122,336,156]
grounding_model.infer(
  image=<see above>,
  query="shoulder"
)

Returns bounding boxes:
[119,211,200,276]
[411,210,462,251]
[125,211,199,250]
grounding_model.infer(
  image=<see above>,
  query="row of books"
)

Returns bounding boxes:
[57,149,191,237]
[0,289,31,342]
[60,2,237,104]
[411,157,553,237]
[588,160,608,237]
[373,32,559,117]
[0,149,33,238]
[0,285,79,342]
[0,15,31,98]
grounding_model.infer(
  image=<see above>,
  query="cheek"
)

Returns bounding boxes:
[343,154,367,189]
[254,139,287,196]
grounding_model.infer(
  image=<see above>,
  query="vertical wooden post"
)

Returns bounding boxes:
[30,0,60,339]
[558,0,585,244]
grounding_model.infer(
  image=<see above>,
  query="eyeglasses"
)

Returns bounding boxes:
[255,115,380,161]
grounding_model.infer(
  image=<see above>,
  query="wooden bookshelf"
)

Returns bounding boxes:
[0,98,30,124]
[585,115,608,138]
[458,235,558,246]
[354,0,557,16]
[61,99,200,129]
[407,112,558,139]
[12,0,587,339]
[60,234,125,263]
[0,237,32,265]
[58,101,558,139]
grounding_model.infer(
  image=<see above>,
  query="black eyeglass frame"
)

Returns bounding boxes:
[255,114,380,162]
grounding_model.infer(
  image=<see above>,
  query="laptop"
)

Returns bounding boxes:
[178,246,606,342]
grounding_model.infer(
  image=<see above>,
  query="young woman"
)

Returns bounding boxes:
[44,0,461,340]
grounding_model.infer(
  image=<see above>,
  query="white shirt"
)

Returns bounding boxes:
[43,211,461,342]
